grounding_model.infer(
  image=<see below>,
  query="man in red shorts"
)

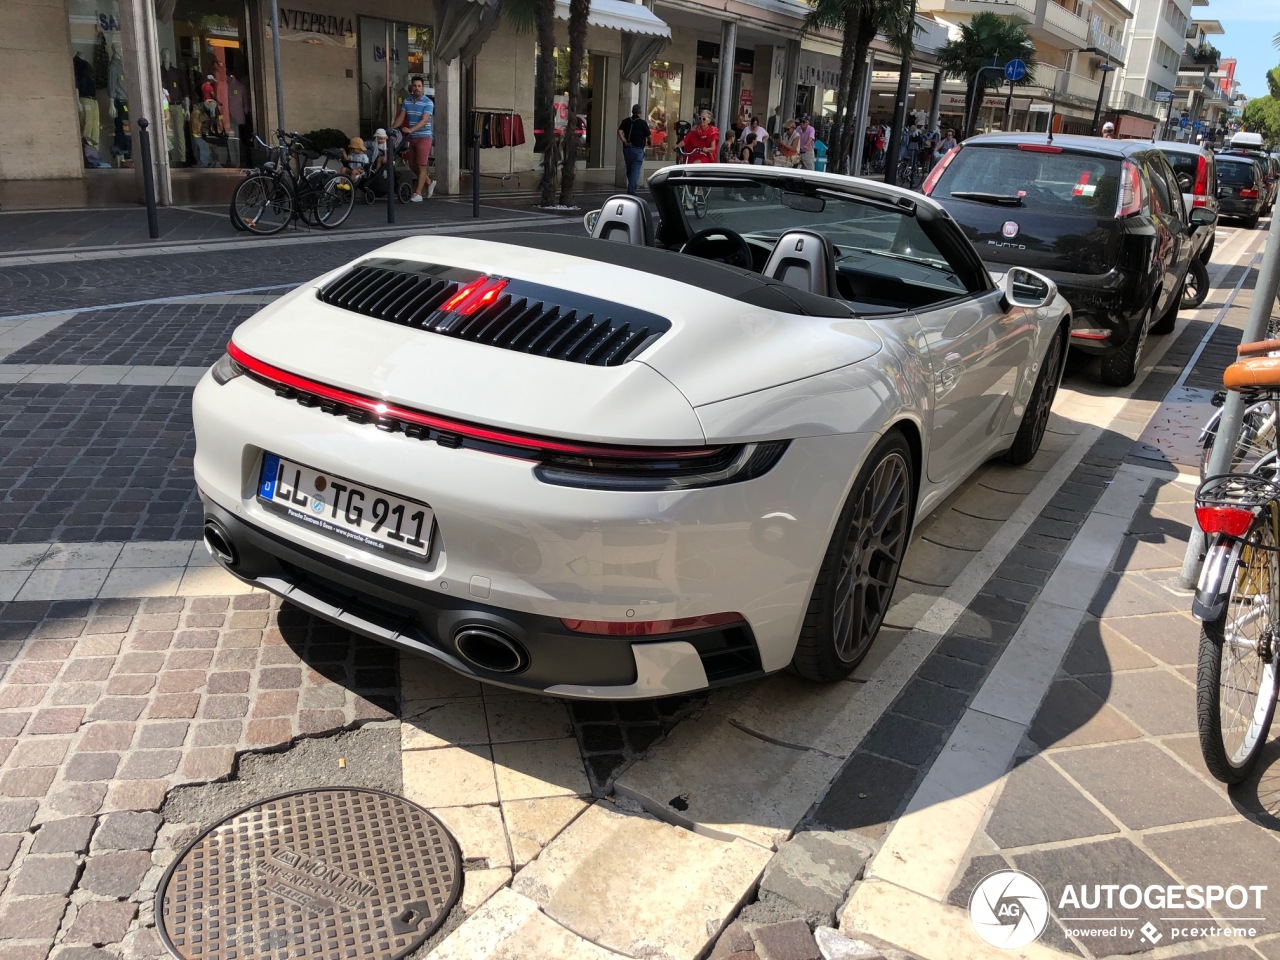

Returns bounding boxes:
[393,76,435,200]
[681,110,720,164]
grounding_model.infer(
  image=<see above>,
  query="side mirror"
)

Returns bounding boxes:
[1004,267,1056,310]
[584,209,601,235]
[1189,206,1217,227]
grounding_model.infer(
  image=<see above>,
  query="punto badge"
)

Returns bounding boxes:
[1002,221,1019,238]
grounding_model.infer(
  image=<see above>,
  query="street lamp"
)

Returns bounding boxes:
[1091,61,1116,135]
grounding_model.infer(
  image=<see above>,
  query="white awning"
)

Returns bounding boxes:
[554,0,672,39]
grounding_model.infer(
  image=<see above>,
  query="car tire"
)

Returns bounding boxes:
[1099,306,1150,387]
[1004,330,1065,466]
[1151,286,1180,335]
[791,432,913,683]
[1181,258,1210,310]
[1245,215,1261,230]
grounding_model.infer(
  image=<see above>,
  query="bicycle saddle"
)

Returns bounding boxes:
[1223,355,1280,390]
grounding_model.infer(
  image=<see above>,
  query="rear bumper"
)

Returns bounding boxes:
[1219,198,1263,220]
[990,262,1147,355]
[200,499,765,699]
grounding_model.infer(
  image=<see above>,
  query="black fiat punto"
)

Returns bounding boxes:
[924,133,1215,387]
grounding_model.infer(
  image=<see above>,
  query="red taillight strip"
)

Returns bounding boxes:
[226,342,720,462]
[560,612,746,637]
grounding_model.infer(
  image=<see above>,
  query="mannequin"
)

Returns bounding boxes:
[107,39,130,161]
[72,52,101,166]
[160,48,189,164]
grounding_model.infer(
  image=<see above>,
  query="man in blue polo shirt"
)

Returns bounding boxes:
[393,75,435,201]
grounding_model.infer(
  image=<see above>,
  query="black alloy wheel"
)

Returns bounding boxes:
[1005,331,1065,465]
[791,432,913,682]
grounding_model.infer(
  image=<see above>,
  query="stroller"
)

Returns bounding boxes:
[360,128,415,204]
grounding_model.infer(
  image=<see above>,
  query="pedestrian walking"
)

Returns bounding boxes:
[796,116,816,170]
[617,103,651,196]
[393,75,435,201]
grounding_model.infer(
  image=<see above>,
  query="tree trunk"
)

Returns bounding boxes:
[838,18,877,174]
[559,0,589,206]
[534,0,557,207]
[830,15,858,175]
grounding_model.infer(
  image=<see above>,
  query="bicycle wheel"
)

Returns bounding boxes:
[1198,519,1280,783]
[896,160,914,190]
[1200,402,1278,479]
[232,174,292,236]
[316,175,355,228]
[693,189,708,220]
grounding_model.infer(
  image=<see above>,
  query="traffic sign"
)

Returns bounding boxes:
[1004,59,1027,82]
[1179,116,1190,129]
[1153,90,1174,103]
[1193,121,1203,132]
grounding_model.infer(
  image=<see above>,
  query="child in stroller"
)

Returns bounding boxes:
[360,128,415,204]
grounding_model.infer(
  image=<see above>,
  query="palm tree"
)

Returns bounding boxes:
[533,0,558,206]
[559,0,590,205]
[805,0,917,175]
[936,12,1037,138]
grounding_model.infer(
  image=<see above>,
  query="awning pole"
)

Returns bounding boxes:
[270,0,286,133]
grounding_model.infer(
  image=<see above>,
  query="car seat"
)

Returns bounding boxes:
[590,195,655,245]
[762,230,838,297]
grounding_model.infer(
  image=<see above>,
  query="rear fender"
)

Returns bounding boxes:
[1193,534,1244,622]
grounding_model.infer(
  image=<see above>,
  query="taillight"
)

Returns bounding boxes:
[560,612,746,636]
[1192,154,1209,205]
[1017,143,1063,153]
[1241,187,1259,199]
[1195,505,1255,537]
[226,342,790,492]
[921,144,960,196]
[1115,160,1143,218]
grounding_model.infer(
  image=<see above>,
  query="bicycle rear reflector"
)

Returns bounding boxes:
[1195,505,1255,538]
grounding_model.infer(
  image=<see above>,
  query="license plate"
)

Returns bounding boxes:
[258,453,433,559]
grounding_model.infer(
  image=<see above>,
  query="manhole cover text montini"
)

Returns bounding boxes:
[158,788,461,960]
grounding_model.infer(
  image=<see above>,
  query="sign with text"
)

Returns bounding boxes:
[265,8,356,47]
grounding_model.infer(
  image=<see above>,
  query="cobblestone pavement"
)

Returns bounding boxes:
[1,215,1276,960]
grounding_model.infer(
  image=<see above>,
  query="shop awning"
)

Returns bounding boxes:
[434,0,502,64]
[553,0,671,40]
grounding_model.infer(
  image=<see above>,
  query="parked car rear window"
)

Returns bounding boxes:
[1217,159,1257,184]
[1161,151,1201,191]
[933,145,1121,216]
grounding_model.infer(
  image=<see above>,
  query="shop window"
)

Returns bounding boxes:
[164,0,254,170]
[529,47,588,158]
[360,18,434,138]
[67,0,123,169]
[647,61,682,161]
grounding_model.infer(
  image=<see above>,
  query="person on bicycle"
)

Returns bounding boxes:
[681,111,719,164]
[393,75,435,201]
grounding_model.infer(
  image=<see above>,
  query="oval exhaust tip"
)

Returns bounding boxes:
[454,626,529,675]
[203,521,238,568]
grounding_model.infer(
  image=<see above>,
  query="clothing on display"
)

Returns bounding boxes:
[73,53,96,99]
[469,111,526,149]
[225,76,250,127]
[200,77,215,103]
[162,65,189,104]
[108,54,127,102]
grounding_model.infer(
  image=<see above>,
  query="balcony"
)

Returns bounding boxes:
[1060,69,1102,105]
[1029,0,1090,48]
[925,0,1038,22]
[1112,90,1162,119]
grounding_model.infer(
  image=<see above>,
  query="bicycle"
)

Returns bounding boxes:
[676,146,709,219]
[896,143,928,191]
[1197,297,1280,478]
[1192,336,1280,783]
[230,131,355,235]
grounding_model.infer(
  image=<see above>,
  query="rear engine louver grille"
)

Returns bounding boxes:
[317,258,670,366]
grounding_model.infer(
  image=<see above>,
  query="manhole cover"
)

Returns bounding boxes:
[157,788,461,960]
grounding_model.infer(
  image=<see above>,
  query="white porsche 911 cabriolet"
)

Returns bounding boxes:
[192,163,1069,700]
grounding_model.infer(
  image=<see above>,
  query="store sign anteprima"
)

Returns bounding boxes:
[265,8,356,47]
